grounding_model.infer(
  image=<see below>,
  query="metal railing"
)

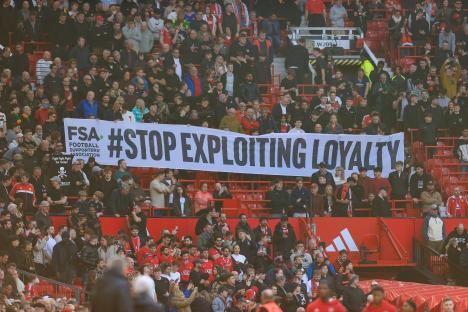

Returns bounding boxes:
[288,27,364,41]
[17,268,87,302]
[413,239,468,286]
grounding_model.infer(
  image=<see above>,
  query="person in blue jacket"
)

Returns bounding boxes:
[76,91,99,119]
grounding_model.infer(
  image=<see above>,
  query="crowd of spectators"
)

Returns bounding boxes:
[0,0,467,310]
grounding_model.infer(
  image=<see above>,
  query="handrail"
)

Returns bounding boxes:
[378,218,408,261]
[17,268,87,302]
[413,238,467,285]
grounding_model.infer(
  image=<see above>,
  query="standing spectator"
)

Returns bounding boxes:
[446,187,468,217]
[193,182,214,216]
[410,164,432,200]
[330,0,347,27]
[305,0,326,27]
[9,173,35,214]
[388,161,409,200]
[411,10,429,45]
[212,286,232,312]
[273,216,296,259]
[91,257,134,312]
[149,171,174,212]
[51,231,78,284]
[139,22,154,54]
[122,20,142,53]
[418,112,437,158]
[290,178,311,217]
[371,167,392,196]
[76,91,99,119]
[372,188,391,217]
[35,51,52,85]
[173,186,193,217]
[266,179,290,217]
[335,178,355,217]
[420,181,444,216]
[439,27,456,54]
[110,183,134,217]
[69,37,91,71]
[454,128,468,173]
[443,224,468,252]
[311,162,335,189]
[422,206,446,252]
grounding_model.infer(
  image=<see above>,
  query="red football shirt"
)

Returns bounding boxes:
[363,300,397,312]
[306,298,346,312]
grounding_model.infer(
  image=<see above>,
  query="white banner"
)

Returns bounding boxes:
[64,118,404,177]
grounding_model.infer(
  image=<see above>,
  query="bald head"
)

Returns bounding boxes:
[261,289,274,303]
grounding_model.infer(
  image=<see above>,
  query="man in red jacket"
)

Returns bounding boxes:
[363,286,397,312]
[306,281,346,312]
[446,187,468,217]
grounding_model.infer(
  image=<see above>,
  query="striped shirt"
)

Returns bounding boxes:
[36,59,52,85]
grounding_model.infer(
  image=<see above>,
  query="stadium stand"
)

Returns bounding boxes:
[0,0,467,310]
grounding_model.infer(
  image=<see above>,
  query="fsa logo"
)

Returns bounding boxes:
[325,228,359,252]
[67,126,101,141]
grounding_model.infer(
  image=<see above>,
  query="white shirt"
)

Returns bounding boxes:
[179,197,186,215]
[174,58,182,80]
[147,17,164,39]
[232,253,246,264]
[122,111,136,123]
[35,59,52,85]
[225,72,234,96]
[427,216,444,241]
[169,271,181,283]
[280,103,287,114]
[289,128,305,133]
[44,236,56,262]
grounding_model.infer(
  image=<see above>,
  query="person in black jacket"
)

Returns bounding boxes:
[403,94,423,131]
[419,112,438,158]
[51,231,78,284]
[342,275,366,312]
[109,183,134,217]
[266,179,290,217]
[285,38,310,83]
[388,161,409,200]
[410,164,432,200]
[273,216,296,259]
[372,188,391,217]
[311,162,336,189]
[91,256,134,312]
[81,235,100,287]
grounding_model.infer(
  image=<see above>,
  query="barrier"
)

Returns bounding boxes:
[48,216,468,266]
